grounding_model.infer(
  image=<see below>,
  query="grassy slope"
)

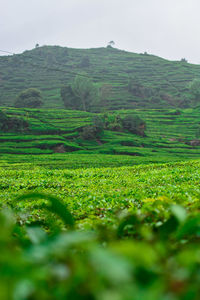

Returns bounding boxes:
[1,45,200,109]
[0,107,200,167]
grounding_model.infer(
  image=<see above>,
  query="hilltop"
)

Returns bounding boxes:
[1,45,200,110]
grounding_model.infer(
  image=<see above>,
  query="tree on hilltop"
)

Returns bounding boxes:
[107,41,115,47]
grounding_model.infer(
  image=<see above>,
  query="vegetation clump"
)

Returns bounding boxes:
[188,78,200,105]
[80,113,146,141]
[0,110,29,132]
[14,88,43,108]
[122,114,146,136]
[102,113,146,136]
[61,75,98,112]
[80,116,104,140]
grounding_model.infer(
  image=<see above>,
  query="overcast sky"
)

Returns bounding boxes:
[1,0,200,64]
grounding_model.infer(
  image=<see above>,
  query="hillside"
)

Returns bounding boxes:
[1,45,200,110]
[1,107,200,168]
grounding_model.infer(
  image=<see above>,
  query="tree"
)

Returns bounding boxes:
[61,75,98,112]
[103,113,122,131]
[128,77,145,97]
[188,79,200,102]
[79,56,90,68]
[195,124,200,138]
[0,110,29,132]
[99,84,113,109]
[107,41,115,47]
[14,88,43,108]
[122,114,146,136]
[0,110,8,130]
[72,75,98,111]
[60,85,79,110]
[80,116,104,140]
[181,58,187,63]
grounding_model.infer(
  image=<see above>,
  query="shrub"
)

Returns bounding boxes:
[80,116,104,140]
[0,110,29,132]
[80,125,99,140]
[122,114,146,136]
[102,113,122,131]
[14,88,43,108]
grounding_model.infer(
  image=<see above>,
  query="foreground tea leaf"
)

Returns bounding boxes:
[16,192,74,227]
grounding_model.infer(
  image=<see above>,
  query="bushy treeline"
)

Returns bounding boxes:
[0,110,29,132]
[80,113,146,140]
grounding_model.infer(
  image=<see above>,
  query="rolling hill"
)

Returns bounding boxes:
[1,45,200,110]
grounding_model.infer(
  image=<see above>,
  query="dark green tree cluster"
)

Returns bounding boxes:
[99,84,113,109]
[128,78,156,98]
[80,113,146,140]
[188,79,200,102]
[102,113,123,131]
[60,75,98,112]
[195,124,200,139]
[122,114,146,136]
[80,116,104,140]
[102,113,146,136]
[14,88,43,108]
[79,56,90,68]
[0,110,29,132]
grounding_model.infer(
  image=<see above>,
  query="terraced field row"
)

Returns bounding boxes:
[0,107,200,167]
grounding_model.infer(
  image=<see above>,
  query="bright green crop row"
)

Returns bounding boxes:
[0,160,200,299]
[1,160,200,223]
[1,107,200,161]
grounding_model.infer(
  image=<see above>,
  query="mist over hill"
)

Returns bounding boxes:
[1,45,200,110]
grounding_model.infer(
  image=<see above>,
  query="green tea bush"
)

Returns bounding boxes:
[0,189,200,300]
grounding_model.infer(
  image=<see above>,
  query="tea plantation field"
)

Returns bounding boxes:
[1,107,200,168]
[1,160,200,299]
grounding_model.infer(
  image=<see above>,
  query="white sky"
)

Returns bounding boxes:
[1,0,200,64]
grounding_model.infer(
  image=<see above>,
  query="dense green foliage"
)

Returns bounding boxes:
[0,107,200,165]
[61,75,99,111]
[1,45,200,109]
[121,114,146,136]
[0,160,200,299]
[188,78,200,102]
[14,88,43,108]
[0,109,28,132]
